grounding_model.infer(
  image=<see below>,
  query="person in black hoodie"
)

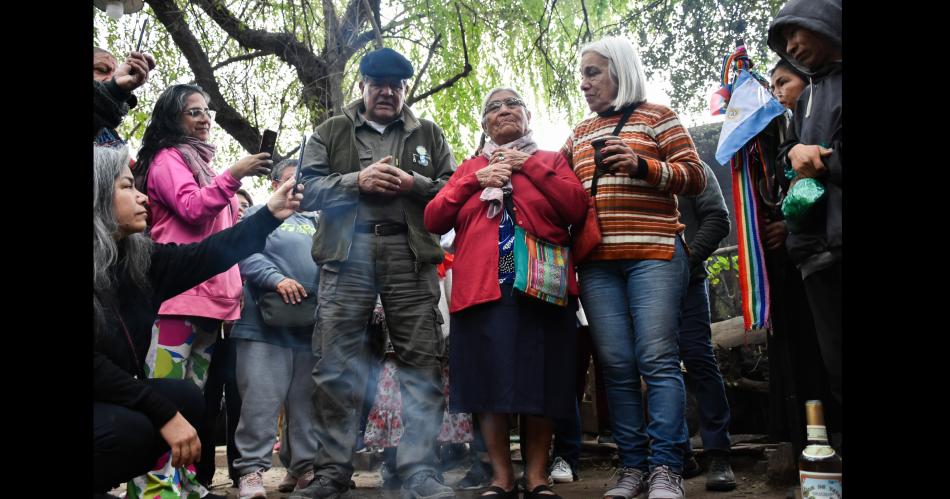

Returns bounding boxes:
[93,145,302,498]
[767,0,843,419]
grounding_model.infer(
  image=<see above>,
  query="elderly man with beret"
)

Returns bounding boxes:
[291,47,457,499]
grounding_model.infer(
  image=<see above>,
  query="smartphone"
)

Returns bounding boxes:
[294,134,308,193]
[129,19,149,76]
[259,129,278,157]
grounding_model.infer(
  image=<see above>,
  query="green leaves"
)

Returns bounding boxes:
[95,0,785,168]
[706,253,739,287]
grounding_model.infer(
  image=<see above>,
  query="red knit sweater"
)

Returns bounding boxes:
[424,150,588,313]
[562,102,707,261]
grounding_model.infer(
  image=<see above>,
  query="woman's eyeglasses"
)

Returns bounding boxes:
[484,97,525,114]
[183,108,215,120]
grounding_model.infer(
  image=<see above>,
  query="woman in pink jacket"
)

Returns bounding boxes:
[127,84,271,497]
[135,84,271,389]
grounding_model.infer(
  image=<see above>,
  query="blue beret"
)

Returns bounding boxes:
[359,47,414,80]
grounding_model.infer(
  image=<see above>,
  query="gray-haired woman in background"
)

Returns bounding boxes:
[229,159,322,499]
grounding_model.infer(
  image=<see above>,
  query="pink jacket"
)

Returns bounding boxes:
[147,148,243,320]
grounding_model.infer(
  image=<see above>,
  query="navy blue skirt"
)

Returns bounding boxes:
[449,284,577,419]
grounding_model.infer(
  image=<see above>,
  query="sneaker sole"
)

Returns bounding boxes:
[705,481,737,491]
[551,475,574,484]
[455,483,489,490]
[399,489,456,499]
[288,490,349,499]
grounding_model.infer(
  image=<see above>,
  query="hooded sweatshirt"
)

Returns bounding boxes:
[767,0,842,278]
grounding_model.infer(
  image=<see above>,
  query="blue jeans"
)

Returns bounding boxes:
[678,279,731,454]
[578,238,690,472]
[551,400,582,470]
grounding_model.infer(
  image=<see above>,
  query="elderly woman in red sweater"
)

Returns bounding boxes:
[425,88,587,499]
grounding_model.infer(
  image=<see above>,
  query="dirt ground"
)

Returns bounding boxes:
[112,438,799,498]
[195,452,793,499]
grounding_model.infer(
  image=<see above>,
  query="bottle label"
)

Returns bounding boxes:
[807,425,828,442]
[800,471,842,499]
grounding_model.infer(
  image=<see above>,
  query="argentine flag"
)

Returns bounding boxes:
[715,69,786,165]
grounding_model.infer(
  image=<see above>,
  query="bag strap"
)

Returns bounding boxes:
[503,192,516,223]
[590,102,641,198]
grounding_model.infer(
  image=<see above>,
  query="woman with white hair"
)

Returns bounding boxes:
[425,88,588,498]
[562,37,707,499]
[93,145,301,498]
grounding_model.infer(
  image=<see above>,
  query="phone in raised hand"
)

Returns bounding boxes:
[129,19,149,76]
[294,134,307,193]
[259,129,278,157]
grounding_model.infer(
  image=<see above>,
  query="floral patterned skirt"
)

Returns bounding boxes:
[363,357,473,448]
[126,317,218,498]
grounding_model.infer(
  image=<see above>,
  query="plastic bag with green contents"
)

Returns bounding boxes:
[781,177,826,233]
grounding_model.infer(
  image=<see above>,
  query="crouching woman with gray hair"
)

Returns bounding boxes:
[93,146,301,498]
[425,88,588,499]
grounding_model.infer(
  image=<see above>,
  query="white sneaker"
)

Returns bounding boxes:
[238,468,267,499]
[295,469,315,491]
[647,465,685,499]
[549,456,575,483]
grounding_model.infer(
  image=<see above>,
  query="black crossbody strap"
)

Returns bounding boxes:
[503,192,516,223]
[590,102,642,199]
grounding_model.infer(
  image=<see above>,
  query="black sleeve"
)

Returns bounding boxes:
[777,109,801,178]
[149,206,283,303]
[93,80,133,138]
[94,351,178,428]
[687,163,731,270]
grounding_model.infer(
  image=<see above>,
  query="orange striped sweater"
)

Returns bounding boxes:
[562,102,706,261]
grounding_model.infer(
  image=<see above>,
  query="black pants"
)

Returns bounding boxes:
[94,378,204,493]
[802,261,843,407]
[195,333,242,485]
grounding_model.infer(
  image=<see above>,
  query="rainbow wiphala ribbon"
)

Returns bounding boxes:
[718,43,772,331]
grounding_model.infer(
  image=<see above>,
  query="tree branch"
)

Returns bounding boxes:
[361,0,383,49]
[406,3,472,105]
[194,0,325,72]
[211,50,268,70]
[194,0,341,123]
[407,33,442,102]
[579,0,592,43]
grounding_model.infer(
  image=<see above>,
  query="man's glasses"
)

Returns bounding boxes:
[484,97,525,114]
[366,79,406,93]
[183,108,215,120]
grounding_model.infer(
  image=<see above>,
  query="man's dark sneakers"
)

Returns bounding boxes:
[288,474,350,499]
[455,460,492,490]
[705,452,736,491]
[400,469,455,499]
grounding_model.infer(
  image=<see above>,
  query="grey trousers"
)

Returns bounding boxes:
[232,339,319,477]
[311,232,445,484]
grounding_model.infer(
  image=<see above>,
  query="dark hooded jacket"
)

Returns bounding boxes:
[93,79,137,140]
[768,0,842,278]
